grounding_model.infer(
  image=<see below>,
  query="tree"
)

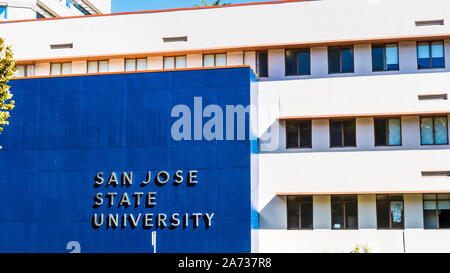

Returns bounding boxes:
[0,38,15,136]
[194,0,231,7]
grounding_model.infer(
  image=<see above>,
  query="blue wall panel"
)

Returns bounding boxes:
[0,67,255,253]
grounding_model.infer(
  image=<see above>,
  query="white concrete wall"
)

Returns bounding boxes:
[186,54,202,68]
[5,0,450,61]
[258,229,450,253]
[313,195,331,229]
[72,60,86,74]
[358,195,377,229]
[109,58,123,72]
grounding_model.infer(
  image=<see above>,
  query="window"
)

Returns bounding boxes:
[256,51,268,77]
[376,195,404,229]
[420,116,448,145]
[287,196,313,230]
[331,195,358,230]
[424,194,450,229]
[15,65,35,78]
[286,120,312,149]
[125,58,147,72]
[372,44,399,71]
[87,60,109,74]
[285,48,310,76]
[163,56,186,69]
[417,41,445,69]
[330,119,356,147]
[0,7,6,20]
[374,117,402,146]
[328,46,354,73]
[203,53,226,67]
[50,63,72,75]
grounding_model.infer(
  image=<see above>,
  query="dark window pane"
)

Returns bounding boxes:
[285,49,297,76]
[424,210,437,229]
[375,118,388,146]
[345,201,358,229]
[390,201,404,229]
[298,50,310,75]
[331,202,344,229]
[434,116,448,145]
[385,44,399,70]
[286,121,298,148]
[372,45,385,71]
[341,48,354,73]
[300,202,313,229]
[330,120,343,147]
[328,47,341,73]
[377,200,390,229]
[343,120,356,146]
[418,42,431,69]
[299,120,312,148]
[431,41,445,68]
[287,198,299,230]
[424,200,437,229]
[421,117,434,145]
[438,200,450,228]
[388,118,402,145]
[256,51,268,77]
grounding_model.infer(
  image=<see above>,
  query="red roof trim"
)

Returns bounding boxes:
[0,0,310,24]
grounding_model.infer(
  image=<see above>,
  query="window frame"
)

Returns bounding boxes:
[163,55,187,70]
[331,195,358,230]
[423,194,450,229]
[284,48,311,76]
[87,60,109,74]
[124,58,137,72]
[286,196,314,230]
[376,194,405,230]
[328,45,355,74]
[124,58,148,72]
[15,65,28,77]
[371,43,400,72]
[256,50,269,78]
[416,41,446,70]
[329,118,357,148]
[50,62,72,76]
[374,117,403,147]
[202,53,227,67]
[419,116,449,146]
[285,120,313,149]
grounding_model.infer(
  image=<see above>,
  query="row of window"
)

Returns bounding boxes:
[15,54,229,77]
[14,41,447,78]
[286,116,449,149]
[287,194,450,230]
[282,41,445,77]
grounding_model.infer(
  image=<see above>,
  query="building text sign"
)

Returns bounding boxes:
[92,170,215,230]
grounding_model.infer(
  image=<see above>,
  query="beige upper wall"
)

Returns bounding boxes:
[2,0,450,61]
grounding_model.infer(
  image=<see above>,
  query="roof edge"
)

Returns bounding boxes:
[0,0,311,24]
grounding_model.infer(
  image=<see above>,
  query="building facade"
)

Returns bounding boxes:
[0,0,450,252]
[0,0,110,21]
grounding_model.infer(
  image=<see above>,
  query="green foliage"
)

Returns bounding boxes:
[194,0,231,7]
[351,244,370,253]
[0,38,15,136]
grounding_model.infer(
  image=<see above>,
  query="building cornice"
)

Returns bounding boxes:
[14,33,450,64]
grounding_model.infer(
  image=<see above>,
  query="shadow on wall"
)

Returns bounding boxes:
[259,195,287,230]
[258,119,450,155]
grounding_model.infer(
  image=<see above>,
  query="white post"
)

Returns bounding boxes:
[152,231,157,253]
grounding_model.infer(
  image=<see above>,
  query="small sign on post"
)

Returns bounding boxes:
[152,231,156,253]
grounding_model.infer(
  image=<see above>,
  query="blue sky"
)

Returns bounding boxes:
[111,0,270,13]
